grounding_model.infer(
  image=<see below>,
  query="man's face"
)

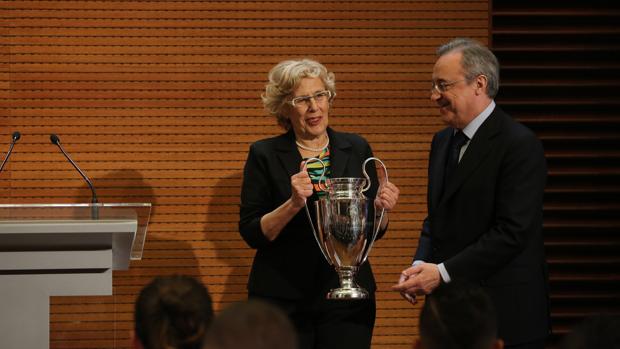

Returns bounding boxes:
[430,51,479,129]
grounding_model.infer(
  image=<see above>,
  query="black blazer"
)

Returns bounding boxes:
[415,106,550,345]
[239,127,383,300]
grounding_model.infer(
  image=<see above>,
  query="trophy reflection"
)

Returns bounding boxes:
[305,157,387,299]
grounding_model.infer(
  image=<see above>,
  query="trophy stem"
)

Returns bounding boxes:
[327,266,369,300]
[338,267,357,289]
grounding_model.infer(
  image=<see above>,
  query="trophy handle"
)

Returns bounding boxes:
[303,202,333,265]
[302,158,332,264]
[303,157,328,191]
[360,157,389,264]
[362,157,388,193]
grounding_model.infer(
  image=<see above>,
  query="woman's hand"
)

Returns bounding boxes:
[375,181,399,211]
[374,177,398,230]
[290,161,314,209]
[260,161,314,241]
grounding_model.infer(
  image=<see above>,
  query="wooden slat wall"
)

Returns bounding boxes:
[1,1,488,348]
[490,1,620,347]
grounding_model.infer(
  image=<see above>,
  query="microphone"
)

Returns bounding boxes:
[50,134,99,218]
[0,131,21,174]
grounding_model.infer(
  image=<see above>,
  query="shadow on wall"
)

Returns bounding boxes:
[85,169,201,347]
[204,171,252,309]
[91,168,201,274]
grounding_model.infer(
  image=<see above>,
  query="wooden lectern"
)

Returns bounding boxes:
[0,203,151,349]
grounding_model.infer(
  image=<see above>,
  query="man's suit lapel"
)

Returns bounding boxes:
[430,129,452,210]
[440,108,504,203]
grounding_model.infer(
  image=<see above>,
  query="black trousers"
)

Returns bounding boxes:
[250,294,376,349]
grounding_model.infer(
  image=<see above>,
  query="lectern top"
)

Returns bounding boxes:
[0,203,151,260]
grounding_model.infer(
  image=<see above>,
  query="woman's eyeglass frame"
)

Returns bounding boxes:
[288,90,334,108]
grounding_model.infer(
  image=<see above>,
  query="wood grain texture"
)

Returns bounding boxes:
[2,1,488,348]
[491,1,620,347]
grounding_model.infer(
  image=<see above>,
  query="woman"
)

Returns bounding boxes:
[239,58,399,349]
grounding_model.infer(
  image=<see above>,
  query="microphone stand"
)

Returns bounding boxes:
[50,134,99,219]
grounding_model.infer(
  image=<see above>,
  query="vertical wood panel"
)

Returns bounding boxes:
[2,1,488,348]
[491,0,620,347]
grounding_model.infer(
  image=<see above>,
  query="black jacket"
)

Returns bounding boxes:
[239,127,383,300]
[415,106,550,345]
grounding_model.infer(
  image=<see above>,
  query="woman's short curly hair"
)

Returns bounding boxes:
[262,58,336,130]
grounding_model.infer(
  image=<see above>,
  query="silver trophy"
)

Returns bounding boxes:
[304,157,388,299]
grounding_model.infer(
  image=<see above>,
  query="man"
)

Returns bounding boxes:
[415,281,504,349]
[392,38,550,349]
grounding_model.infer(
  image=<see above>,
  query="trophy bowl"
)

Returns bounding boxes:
[305,158,387,300]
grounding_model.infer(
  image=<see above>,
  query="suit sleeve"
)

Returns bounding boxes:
[238,143,273,249]
[414,217,432,262]
[413,133,439,262]
[444,130,547,281]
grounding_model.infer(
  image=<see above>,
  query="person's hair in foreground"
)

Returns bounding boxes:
[134,275,214,349]
[559,314,620,349]
[415,282,503,349]
[203,299,298,349]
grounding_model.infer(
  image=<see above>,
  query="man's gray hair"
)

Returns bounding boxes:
[437,38,500,98]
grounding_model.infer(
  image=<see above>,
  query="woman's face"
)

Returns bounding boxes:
[287,77,330,141]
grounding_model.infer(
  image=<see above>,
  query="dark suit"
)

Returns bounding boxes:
[414,106,550,346]
[239,127,383,349]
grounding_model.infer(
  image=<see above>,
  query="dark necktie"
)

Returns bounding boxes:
[443,130,469,187]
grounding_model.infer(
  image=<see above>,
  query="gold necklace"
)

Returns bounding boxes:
[295,136,329,152]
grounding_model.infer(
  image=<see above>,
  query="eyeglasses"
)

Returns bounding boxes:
[288,90,333,108]
[431,79,466,94]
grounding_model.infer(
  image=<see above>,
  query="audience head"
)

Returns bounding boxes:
[134,275,214,349]
[560,314,620,349]
[416,281,503,349]
[203,299,298,349]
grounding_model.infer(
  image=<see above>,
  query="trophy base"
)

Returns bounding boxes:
[327,287,369,300]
